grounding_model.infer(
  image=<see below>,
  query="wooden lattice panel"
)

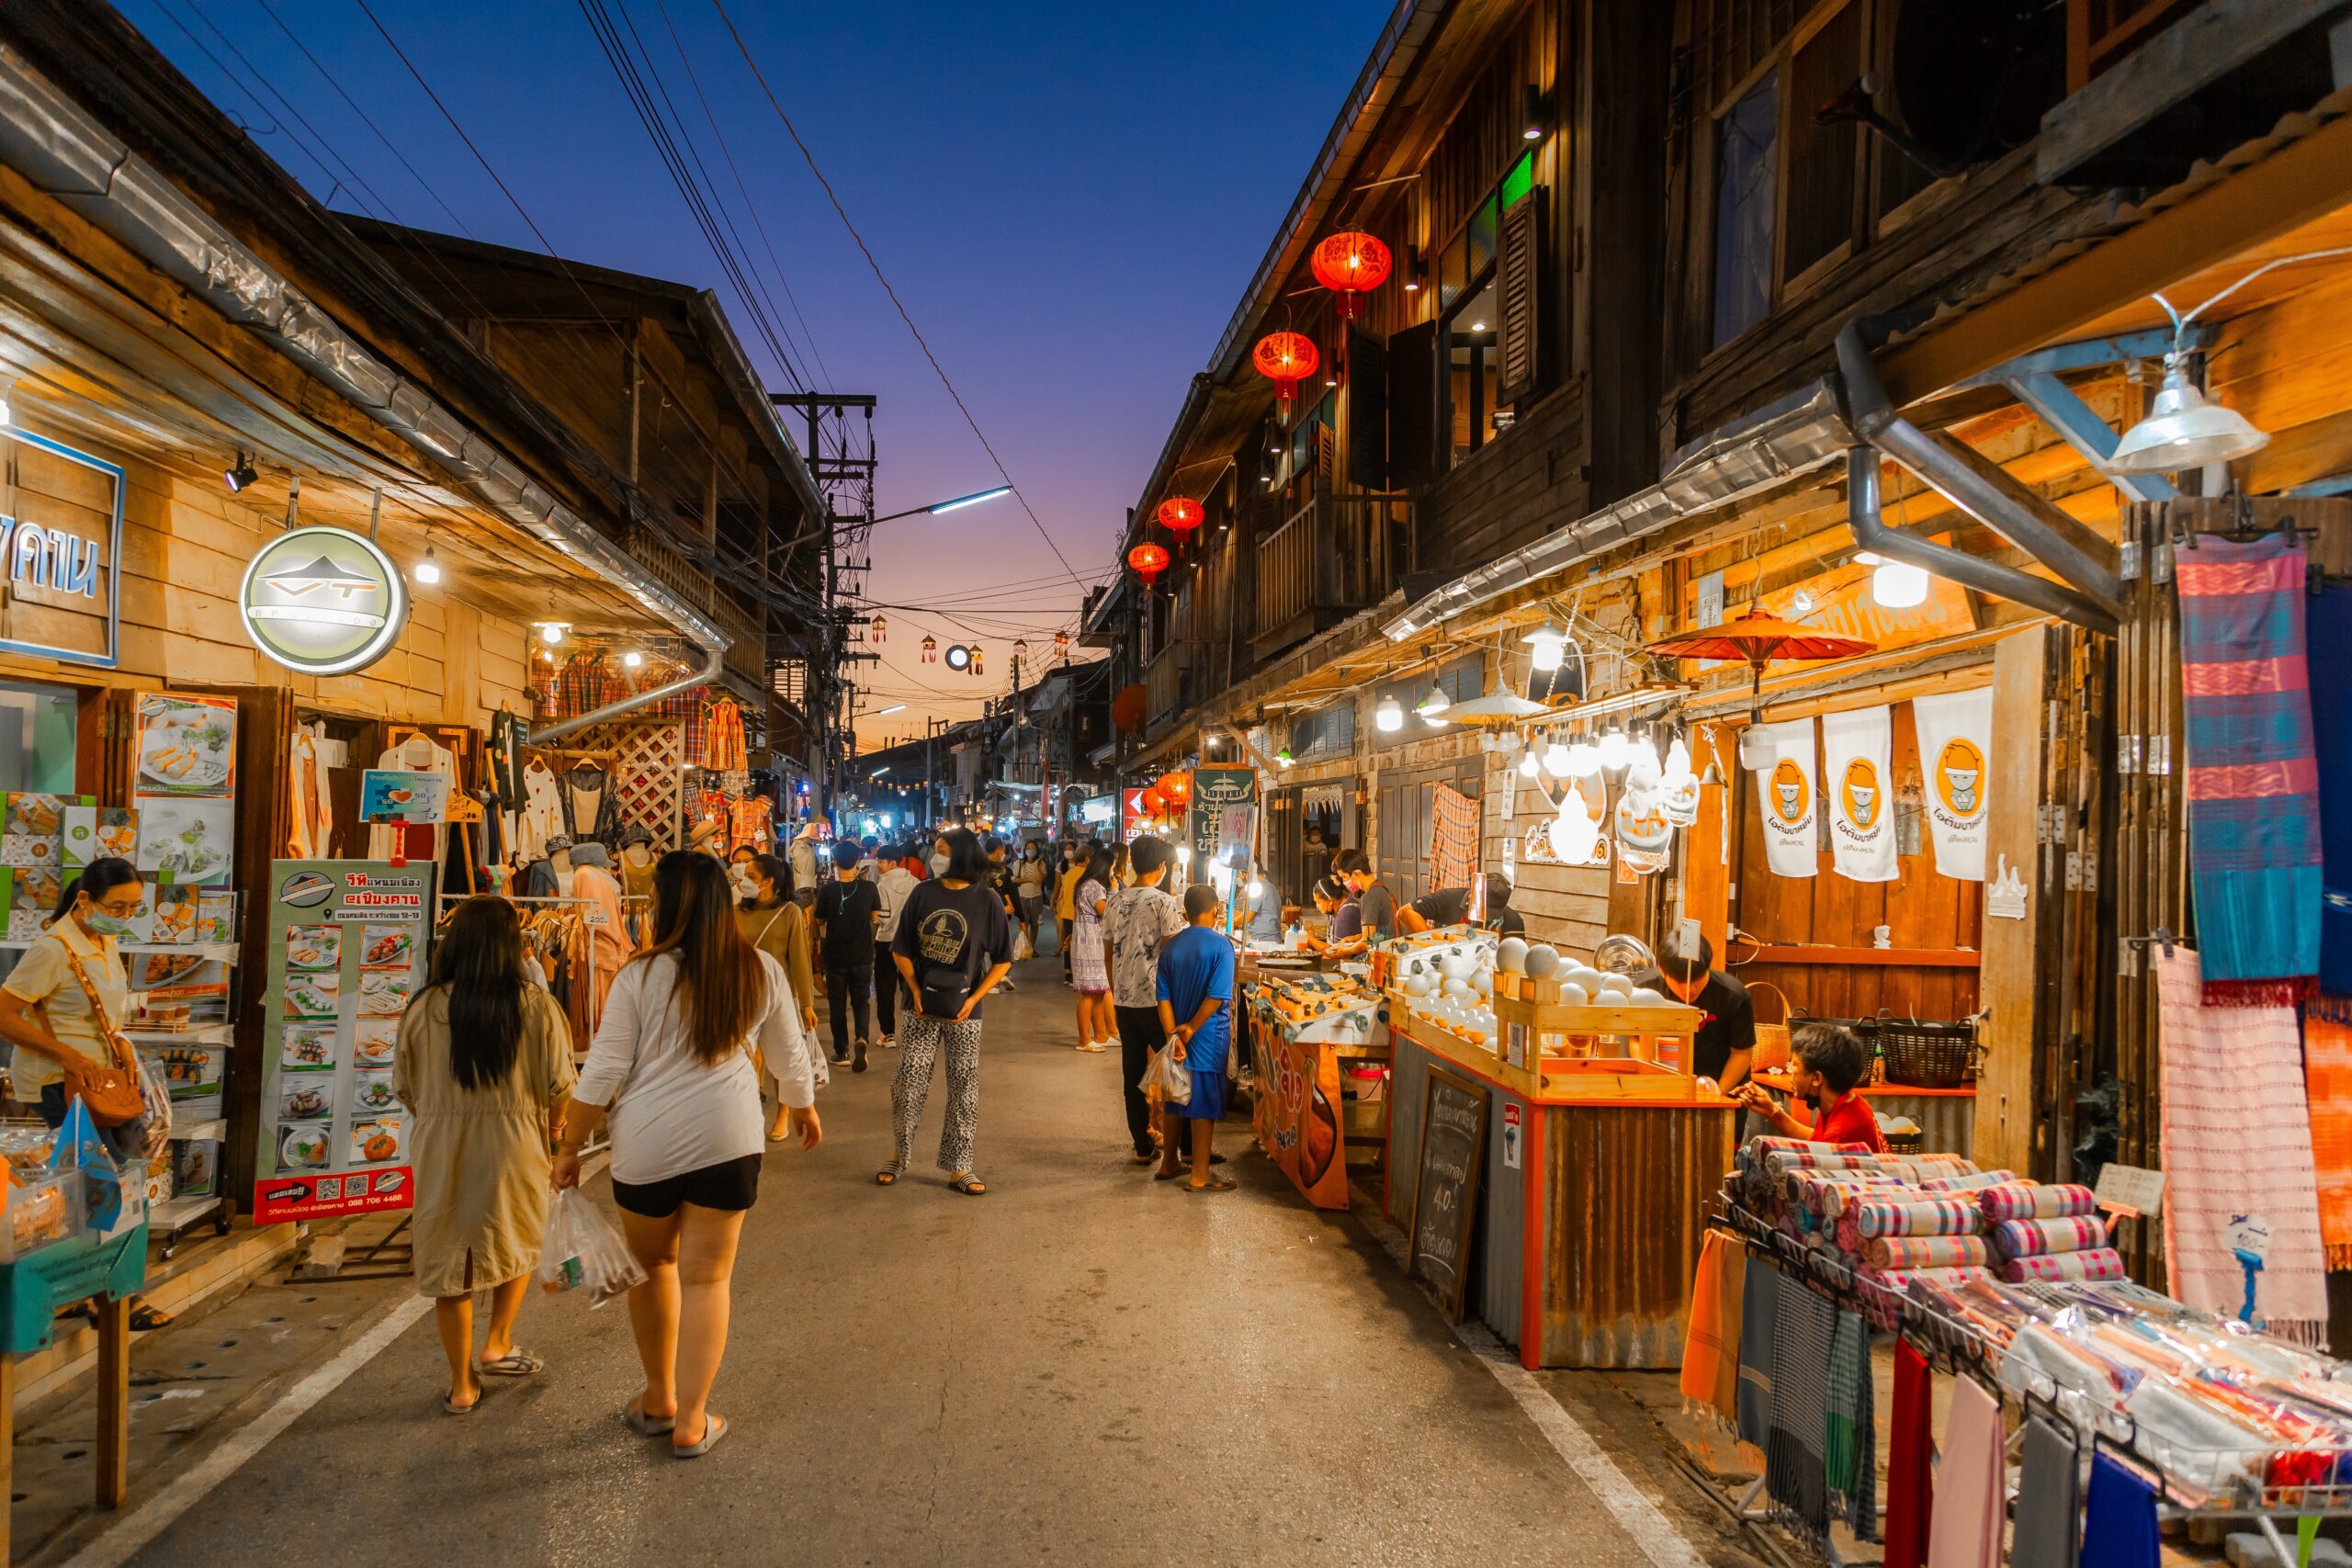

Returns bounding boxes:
[563,722,686,850]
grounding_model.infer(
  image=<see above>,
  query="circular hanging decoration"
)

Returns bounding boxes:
[1310,231,1393,321]
[1252,332,1319,415]
[1159,770,1193,808]
[869,614,887,644]
[1156,497,1203,534]
[921,634,938,663]
[1128,541,1170,586]
[944,642,971,671]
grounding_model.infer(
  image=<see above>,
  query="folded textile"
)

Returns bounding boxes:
[1864,1235,1990,1271]
[1849,1196,1982,1240]
[2011,1414,2082,1568]
[1927,1374,2004,1568]
[1918,1169,2013,1193]
[2174,533,2320,1007]
[2120,1381,2266,1504]
[1767,1271,1835,1551]
[2081,1452,2160,1568]
[1736,1253,1776,1450]
[2000,1248,2126,1284]
[1976,1182,2098,1223]
[1989,1215,2109,1259]
[1826,1309,1877,1542]
[1860,1266,1995,1330]
[2306,994,2352,1269]
[1680,1230,1745,1427]
[2156,948,2331,1343]
[1885,1340,1934,1568]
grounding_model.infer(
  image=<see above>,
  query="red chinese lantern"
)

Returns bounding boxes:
[921,635,938,663]
[1159,770,1193,809]
[1156,496,1204,544]
[1310,231,1392,321]
[1253,332,1319,415]
[1128,541,1170,586]
[1137,784,1165,817]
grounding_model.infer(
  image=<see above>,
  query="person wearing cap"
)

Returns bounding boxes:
[788,820,823,910]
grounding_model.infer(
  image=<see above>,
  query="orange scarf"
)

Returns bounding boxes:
[1679,1229,1745,1427]
[2306,995,2352,1269]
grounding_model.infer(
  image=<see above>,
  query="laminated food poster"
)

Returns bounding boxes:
[252,860,435,1223]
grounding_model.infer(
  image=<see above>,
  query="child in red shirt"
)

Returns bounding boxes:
[1737,1023,1886,1153]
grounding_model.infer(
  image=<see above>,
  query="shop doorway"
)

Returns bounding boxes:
[0,678,77,793]
[1375,759,1482,909]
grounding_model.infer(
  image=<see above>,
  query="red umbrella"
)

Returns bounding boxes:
[1645,609,1876,722]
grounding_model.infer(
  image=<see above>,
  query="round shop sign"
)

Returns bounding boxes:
[239,525,409,676]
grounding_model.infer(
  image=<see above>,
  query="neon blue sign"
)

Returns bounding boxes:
[0,428,123,668]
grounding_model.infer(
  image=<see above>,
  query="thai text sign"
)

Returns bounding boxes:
[0,429,125,668]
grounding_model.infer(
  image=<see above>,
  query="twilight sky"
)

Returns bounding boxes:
[130,0,1388,743]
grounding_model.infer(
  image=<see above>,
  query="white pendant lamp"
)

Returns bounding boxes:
[1521,620,1569,672]
[1375,695,1405,732]
[2110,355,2270,475]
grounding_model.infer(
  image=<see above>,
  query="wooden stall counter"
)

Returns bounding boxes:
[1387,1016,1736,1371]
[1242,972,1389,1212]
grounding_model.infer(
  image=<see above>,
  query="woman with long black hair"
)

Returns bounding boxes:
[0,857,171,1328]
[557,852,821,1457]
[394,896,577,1413]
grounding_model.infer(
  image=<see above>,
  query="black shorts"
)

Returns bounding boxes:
[610,1154,762,1218]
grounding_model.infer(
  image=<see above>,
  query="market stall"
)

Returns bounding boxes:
[1381,926,1737,1369]
[1241,961,1387,1210]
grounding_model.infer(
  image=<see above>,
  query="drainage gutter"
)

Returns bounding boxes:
[1844,449,2119,631]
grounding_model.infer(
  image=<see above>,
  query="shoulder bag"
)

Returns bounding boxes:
[51,946,168,1150]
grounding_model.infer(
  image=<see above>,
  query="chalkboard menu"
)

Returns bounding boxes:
[1409,1066,1489,1321]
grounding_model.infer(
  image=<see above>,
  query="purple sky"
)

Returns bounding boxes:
[131,0,1388,742]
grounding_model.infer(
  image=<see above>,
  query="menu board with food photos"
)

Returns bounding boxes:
[252,859,434,1224]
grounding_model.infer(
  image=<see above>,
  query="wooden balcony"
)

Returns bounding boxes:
[1145,640,1197,736]
[1252,493,1405,659]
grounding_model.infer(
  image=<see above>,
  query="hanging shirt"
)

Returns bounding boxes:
[286,723,334,860]
[367,736,455,865]
[517,761,564,864]
[488,710,528,809]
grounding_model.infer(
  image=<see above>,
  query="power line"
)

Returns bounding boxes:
[708,0,1088,589]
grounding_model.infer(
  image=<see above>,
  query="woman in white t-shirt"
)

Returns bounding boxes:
[556,852,821,1458]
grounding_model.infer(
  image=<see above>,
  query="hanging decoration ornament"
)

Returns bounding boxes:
[1128,541,1170,586]
[1159,770,1193,811]
[1156,496,1204,555]
[1054,630,1070,658]
[971,648,984,677]
[1252,331,1320,416]
[870,614,887,644]
[1309,231,1392,322]
[921,634,938,663]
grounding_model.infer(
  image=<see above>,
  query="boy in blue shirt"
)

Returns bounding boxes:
[1157,885,1237,1191]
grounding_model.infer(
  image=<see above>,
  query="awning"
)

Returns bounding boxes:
[1381,379,1853,641]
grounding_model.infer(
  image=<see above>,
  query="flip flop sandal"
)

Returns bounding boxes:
[1130,1151,1159,1166]
[477,1349,544,1377]
[129,1303,174,1332]
[947,1173,989,1196]
[625,1396,674,1436]
[1153,1168,1185,1182]
[875,1161,901,1187]
[673,1412,729,1458]
[444,1390,481,1416]
[1184,1176,1239,1193]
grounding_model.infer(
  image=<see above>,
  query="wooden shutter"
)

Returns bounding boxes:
[1498,188,1543,407]
[1344,328,1388,490]
[1385,321,1437,491]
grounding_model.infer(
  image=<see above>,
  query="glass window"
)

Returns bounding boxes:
[1499,151,1534,211]
[1445,279,1509,468]
[1438,233,1468,310]
[1466,193,1499,280]
[0,680,75,794]
[1712,69,1779,348]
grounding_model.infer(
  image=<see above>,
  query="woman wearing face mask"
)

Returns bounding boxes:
[928,835,953,879]
[733,852,819,1139]
[1013,842,1046,952]
[0,859,174,1329]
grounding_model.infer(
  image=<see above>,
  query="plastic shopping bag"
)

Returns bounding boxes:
[536,1188,647,1308]
[1140,1044,1192,1108]
[1013,927,1035,963]
[49,1096,130,1235]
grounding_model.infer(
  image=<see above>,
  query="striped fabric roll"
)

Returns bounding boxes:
[1862,1235,1991,1271]
[1990,1215,2109,1259]
[1858,1264,1996,1328]
[1976,1183,2098,1223]
[2000,1248,2127,1284]
[1918,1169,2015,1193]
[1849,1197,1982,1240]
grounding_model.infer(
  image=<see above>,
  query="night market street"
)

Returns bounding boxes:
[22,952,1757,1568]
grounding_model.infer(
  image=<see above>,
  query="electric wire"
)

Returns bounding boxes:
[707,0,1088,589]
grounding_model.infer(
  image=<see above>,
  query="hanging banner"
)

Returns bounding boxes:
[1912,689,1994,881]
[1821,706,1897,883]
[1188,766,1259,872]
[1750,719,1818,878]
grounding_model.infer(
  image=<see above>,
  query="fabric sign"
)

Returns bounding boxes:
[1821,706,1896,883]
[1749,719,1817,879]
[1911,689,1993,882]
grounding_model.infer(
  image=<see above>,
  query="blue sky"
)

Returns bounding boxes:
[130,0,1389,739]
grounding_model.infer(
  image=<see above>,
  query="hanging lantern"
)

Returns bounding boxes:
[1013,637,1029,661]
[921,635,938,663]
[1252,332,1319,415]
[1156,496,1204,554]
[1310,231,1393,321]
[1159,770,1193,809]
[1054,630,1070,657]
[870,614,887,644]
[971,648,985,677]
[1128,541,1170,586]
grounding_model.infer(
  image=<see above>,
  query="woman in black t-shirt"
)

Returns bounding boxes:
[881,829,1014,1195]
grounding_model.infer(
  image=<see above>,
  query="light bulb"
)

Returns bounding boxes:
[1247,875,1263,897]
[1665,736,1693,783]
[1519,750,1541,778]
[1542,740,1571,777]
[1522,620,1567,672]
[1417,684,1451,718]
[1554,782,1600,863]
[623,650,644,670]
[413,547,440,585]
[1599,729,1629,770]
[1176,845,1192,865]
[1375,696,1405,732]
[1871,558,1930,609]
[538,622,565,646]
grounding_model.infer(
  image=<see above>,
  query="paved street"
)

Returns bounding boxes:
[40,953,1758,1568]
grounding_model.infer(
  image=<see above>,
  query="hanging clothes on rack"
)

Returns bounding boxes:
[488,708,526,809]
[569,846,634,1019]
[285,720,334,859]
[517,759,564,863]
[368,732,456,863]
[561,761,621,847]
[729,794,774,854]
[703,696,747,771]
[552,652,616,720]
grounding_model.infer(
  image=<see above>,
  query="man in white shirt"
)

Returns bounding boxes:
[871,841,920,1049]
[1102,835,1187,1164]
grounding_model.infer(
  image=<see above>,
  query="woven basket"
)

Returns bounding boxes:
[1883,1127,1926,1156]
[1880,1015,1976,1090]
[1747,979,1793,1074]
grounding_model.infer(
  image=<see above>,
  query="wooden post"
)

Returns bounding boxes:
[1974,631,2047,1177]
[94,1292,130,1507]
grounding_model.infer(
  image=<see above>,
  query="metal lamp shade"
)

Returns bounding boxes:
[2109,367,2269,474]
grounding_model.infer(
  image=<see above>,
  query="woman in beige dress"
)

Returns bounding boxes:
[395,896,576,1414]
[732,852,819,1140]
